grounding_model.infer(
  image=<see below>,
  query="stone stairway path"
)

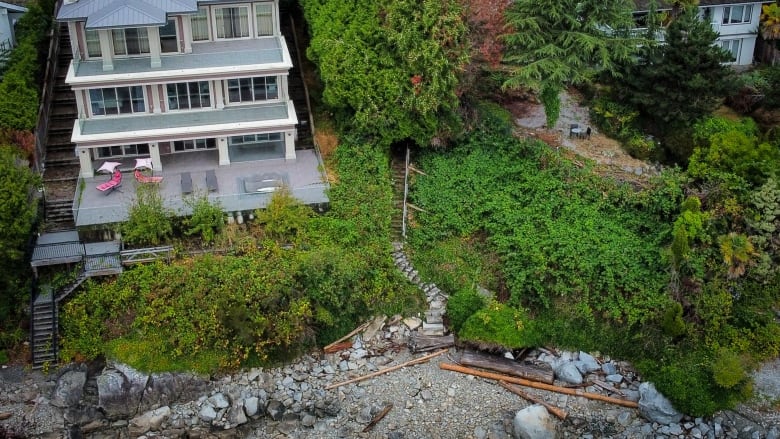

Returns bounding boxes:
[391,242,449,337]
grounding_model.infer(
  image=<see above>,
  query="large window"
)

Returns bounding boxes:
[160,19,178,53]
[226,77,278,103]
[112,28,150,56]
[96,144,150,158]
[722,39,741,63]
[215,6,250,39]
[89,86,145,116]
[85,29,101,57]
[191,7,210,41]
[167,81,211,110]
[722,5,752,25]
[229,133,282,145]
[173,138,216,152]
[255,4,273,36]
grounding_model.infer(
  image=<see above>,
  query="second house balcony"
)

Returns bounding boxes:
[66,37,293,87]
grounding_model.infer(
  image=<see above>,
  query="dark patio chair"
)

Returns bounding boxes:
[181,172,193,195]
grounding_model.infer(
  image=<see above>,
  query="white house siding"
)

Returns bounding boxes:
[702,2,763,66]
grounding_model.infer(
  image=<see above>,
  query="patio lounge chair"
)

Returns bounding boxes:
[96,169,122,195]
[181,172,193,195]
[134,169,163,184]
[205,170,218,192]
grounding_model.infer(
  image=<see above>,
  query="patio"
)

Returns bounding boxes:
[73,149,329,227]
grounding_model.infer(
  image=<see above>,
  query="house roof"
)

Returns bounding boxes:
[634,0,762,12]
[0,1,28,13]
[57,0,199,29]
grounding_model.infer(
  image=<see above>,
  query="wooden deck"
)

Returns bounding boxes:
[74,149,328,227]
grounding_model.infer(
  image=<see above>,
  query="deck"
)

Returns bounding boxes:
[73,149,329,227]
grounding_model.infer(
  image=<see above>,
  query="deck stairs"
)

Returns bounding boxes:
[42,23,78,231]
[390,148,409,243]
[279,4,314,150]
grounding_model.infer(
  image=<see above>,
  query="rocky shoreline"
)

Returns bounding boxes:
[1,315,778,439]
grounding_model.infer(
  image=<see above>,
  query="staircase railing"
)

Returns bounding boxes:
[402,147,410,239]
[33,10,63,174]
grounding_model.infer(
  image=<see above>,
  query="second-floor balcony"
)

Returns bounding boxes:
[66,37,293,86]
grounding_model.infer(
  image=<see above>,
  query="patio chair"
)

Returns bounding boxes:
[569,124,580,138]
[134,169,163,184]
[96,169,122,195]
[205,170,218,192]
[181,172,193,195]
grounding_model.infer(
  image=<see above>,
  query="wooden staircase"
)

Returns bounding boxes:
[42,23,78,231]
[390,147,409,243]
[279,4,314,150]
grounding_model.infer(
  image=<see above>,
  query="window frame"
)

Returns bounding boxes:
[89,86,146,117]
[84,28,102,58]
[111,27,151,57]
[722,5,753,25]
[96,143,150,159]
[172,138,217,152]
[160,19,179,53]
[190,6,211,42]
[254,3,275,37]
[721,38,741,63]
[212,4,252,40]
[165,81,212,111]
[228,133,282,146]
[225,76,279,105]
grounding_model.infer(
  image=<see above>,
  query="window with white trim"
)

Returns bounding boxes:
[191,7,210,41]
[226,77,278,103]
[173,138,216,152]
[112,28,150,56]
[89,86,145,116]
[255,3,274,36]
[85,29,101,57]
[229,133,282,145]
[721,39,741,63]
[722,5,752,25]
[166,81,211,110]
[96,144,150,158]
[160,19,178,53]
[215,6,250,39]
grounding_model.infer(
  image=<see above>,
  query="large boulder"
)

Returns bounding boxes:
[51,368,87,408]
[554,362,583,385]
[575,351,601,374]
[512,404,558,439]
[97,363,149,419]
[638,382,683,424]
[128,406,171,436]
[139,372,210,413]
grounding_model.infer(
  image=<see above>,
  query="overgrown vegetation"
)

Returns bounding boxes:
[407,105,779,415]
[61,140,424,372]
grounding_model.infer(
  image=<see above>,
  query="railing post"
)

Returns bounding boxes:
[402,147,410,239]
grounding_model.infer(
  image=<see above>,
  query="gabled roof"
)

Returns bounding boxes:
[0,1,28,13]
[57,0,199,29]
[634,0,763,13]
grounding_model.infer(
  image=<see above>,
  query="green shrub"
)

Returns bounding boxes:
[661,301,686,337]
[625,134,656,160]
[184,196,224,244]
[0,350,8,364]
[255,188,313,243]
[121,184,173,246]
[459,301,530,349]
[589,96,639,139]
[712,348,747,389]
[447,288,486,333]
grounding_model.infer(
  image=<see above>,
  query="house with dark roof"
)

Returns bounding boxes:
[634,0,764,65]
[56,0,327,227]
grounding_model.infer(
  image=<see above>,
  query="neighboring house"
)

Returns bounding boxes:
[0,1,27,51]
[56,0,327,227]
[634,0,764,66]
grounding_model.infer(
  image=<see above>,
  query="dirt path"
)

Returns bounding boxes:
[505,90,658,183]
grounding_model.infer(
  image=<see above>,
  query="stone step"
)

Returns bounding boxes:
[425,310,444,324]
[421,322,445,336]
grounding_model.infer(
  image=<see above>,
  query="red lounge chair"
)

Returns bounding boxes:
[96,169,122,194]
[134,169,163,184]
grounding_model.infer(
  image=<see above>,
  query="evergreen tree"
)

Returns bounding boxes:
[615,8,734,140]
[501,0,638,128]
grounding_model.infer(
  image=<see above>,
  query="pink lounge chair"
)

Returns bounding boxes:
[134,169,163,184]
[96,169,122,194]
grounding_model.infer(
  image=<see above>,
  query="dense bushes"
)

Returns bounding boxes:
[62,140,424,372]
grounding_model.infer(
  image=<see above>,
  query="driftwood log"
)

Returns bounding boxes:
[326,349,449,390]
[409,333,455,353]
[458,350,554,384]
[362,403,393,432]
[440,363,639,409]
[499,381,568,420]
[322,320,371,353]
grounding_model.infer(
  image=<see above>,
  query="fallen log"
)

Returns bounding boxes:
[592,379,625,397]
[409,333,455,353]
[362,403,393,432]
[458,350,554,385]
[326,349,448,390]
[440,363,638,409]
[0,412,11,420]
[323,320,372,352]
[499,381,567,420]
[323,341,353,354]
